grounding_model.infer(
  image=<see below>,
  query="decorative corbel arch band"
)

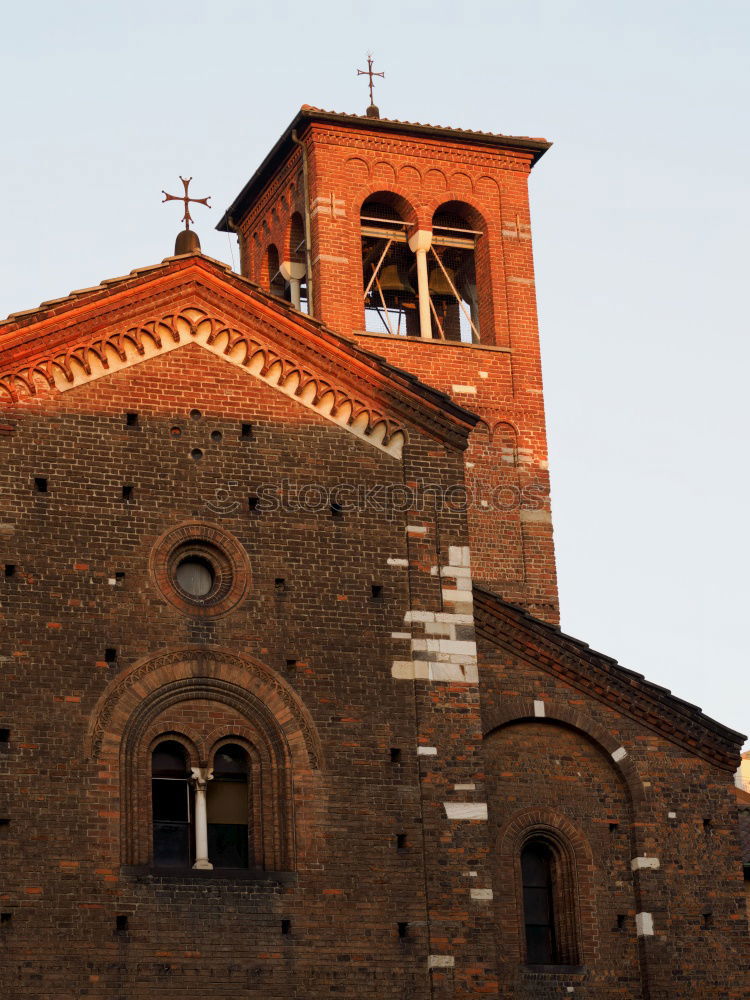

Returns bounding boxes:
[86,645,323,771]
[0,307,406,457]
[482,696,646,809]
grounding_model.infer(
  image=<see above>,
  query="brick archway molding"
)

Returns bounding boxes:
[85,645,323,868]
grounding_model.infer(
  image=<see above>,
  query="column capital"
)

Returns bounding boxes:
[408,229,433,254]
[280,260,306,281]
[190,766,213,790]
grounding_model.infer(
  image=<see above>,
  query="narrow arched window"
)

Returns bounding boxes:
[207,743,249,869]
[152,740,192,868]
[521,839,558,964]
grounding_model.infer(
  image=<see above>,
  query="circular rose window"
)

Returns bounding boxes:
[149,522,251,618]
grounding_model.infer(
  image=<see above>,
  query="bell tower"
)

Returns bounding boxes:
[218,106,558,622]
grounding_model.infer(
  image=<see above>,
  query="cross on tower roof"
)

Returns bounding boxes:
[357,54,384,119]
[162,176,211,231]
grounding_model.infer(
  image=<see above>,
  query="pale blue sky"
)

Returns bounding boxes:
[1,0,748,743]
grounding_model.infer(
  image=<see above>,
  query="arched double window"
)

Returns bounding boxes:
[151,738,251,871]
[360,194,482,342]
[520,834,580,966]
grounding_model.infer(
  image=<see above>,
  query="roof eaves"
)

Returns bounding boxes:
[217,106,552,232]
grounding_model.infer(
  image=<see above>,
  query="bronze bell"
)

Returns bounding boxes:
[377,264,415,295]
[428,266,456,296]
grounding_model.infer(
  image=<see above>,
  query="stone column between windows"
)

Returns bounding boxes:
[280,261,306,310]
[408,229,433,339]
[191,767,214,870]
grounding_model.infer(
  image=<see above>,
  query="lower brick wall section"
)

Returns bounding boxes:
[0,337,746,998]
[478,636,750,1000]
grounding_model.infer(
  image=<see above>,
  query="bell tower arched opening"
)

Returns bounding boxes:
[429,202,482,343]
[360,192,419,336]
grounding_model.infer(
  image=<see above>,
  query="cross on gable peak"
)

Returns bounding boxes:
[162,175,211,255]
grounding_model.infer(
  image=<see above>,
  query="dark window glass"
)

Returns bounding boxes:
[522,841,557,964]
[152,741,192,867]
[208,743,249,869]
[175,556,215,597]
[153,740,189,778]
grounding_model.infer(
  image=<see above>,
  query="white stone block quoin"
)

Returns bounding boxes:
[428,955,455,969]
[444,802,488,821]
[631,856,660,871]
[635,912,654,936]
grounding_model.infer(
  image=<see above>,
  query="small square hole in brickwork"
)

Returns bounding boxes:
[609,822,619,833]
[397,922,408,939]
[702,912,714,929]
[285,659,297,670]
[0,913,11,925]
[0,819,10,827]
[4,564,15,579]
[703,817,713,835]
[241,423,254,440]
[390,748,401,764]
[371,584,383,599]
[105,648,118,664]
[330,501,343,518]
[122,485,134,501]
[125,412,139,428]
[275,578,287,593]
[34,477,48,493]
[0,728,9,743]
[115,572,125,583]
[248,495,260,511]
[115,915,128,932]
[281,919,291,935]
[614,914,626,931]
[396,833,407,850]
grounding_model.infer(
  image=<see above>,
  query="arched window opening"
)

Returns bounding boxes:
[429,205,481,343]
[152,740,193,868]
[361,195,419,336]
[207,743,249,869]
[520,834,580,967]
[522,840,557,964]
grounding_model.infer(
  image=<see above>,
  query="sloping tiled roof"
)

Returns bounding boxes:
[473,586,746,772]
[217,105,551,232]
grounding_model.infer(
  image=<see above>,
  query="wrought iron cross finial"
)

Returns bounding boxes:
[162,176,211,231]
[357,53,384,108]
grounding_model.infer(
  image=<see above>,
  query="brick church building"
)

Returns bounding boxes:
[0,102,747,998]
